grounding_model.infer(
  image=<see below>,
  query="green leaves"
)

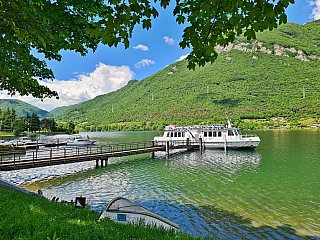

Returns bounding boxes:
[244,29,256,40]
[1,0,294,98]
[142,19,152,30]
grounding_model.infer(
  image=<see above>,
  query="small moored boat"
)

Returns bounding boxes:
[66,135,96,147]
[99,197,179,231]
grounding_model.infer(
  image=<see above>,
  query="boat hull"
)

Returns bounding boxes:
[204,139,260,149]
[100,211,179,231]
[66,141,96,147]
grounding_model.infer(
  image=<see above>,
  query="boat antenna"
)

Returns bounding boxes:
[226,114,232,128]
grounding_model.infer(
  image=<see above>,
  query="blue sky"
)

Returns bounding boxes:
[1,0,320,111]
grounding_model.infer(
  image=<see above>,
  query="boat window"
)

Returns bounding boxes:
[170,132,173,137]
[218,131,222,137]
[209,131,212,137]
[234,130,238,136]
[174,132,177,137]
[178,132,181,137]
[228,130,234,136]
[166,132,170,137]
[204,132,207,137]
[213,131,217,137]
[182,132,185,137]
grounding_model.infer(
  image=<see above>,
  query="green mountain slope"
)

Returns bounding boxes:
[57,21,320,130]
[50,103,80,117]
[0,99,52,118]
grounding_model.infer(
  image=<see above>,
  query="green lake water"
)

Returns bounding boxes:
[1,130,319,239]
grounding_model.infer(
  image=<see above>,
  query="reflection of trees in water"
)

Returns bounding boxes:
[166,149,261,176]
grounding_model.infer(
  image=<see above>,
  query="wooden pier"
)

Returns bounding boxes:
[0,140,199,171]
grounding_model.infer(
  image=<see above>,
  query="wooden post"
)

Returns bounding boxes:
[199,138,203,152]
[150,141,155,159]
[101,159,104,167]
[166,141,170,155]
[105,158,108,166]
[50,149,52,165]
[96,159,99,167]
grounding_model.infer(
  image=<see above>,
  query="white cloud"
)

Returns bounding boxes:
[163,36,175,45]
[133,44,149,51]
[0,63,135,111]
[134,59,155,69]
[175,53,189,62]
[310,0,320,20]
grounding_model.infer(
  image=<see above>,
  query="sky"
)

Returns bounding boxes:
[1,0,320,111]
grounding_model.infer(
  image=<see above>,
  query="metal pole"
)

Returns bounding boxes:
[224,131,227,153]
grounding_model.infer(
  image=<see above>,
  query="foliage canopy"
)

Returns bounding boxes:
[1,0,294,98]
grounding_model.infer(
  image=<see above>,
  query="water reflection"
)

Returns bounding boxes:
[167,149,261,174]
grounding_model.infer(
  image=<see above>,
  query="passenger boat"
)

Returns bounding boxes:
[66,135,96,147]
[154,116,261,149]
[99,197,179,231]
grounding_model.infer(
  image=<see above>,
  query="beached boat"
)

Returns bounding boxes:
[154,116,261,149]
[66,135,96,147]
[99,197,179,231]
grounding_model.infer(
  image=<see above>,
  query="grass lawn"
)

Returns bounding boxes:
[0,132,14,137]
[0,187,212,240]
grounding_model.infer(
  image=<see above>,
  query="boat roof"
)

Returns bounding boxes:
[104,197,179,229]
[165,125,239,131]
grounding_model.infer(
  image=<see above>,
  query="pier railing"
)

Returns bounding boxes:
[0,140,200,165]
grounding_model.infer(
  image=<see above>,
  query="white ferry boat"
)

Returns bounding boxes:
[154,117,261,149]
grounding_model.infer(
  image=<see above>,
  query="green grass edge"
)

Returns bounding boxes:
[0,187,215,240]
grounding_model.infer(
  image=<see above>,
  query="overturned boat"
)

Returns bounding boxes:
[99,197,179,231]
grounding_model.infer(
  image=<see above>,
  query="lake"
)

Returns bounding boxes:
[1,130,319,239]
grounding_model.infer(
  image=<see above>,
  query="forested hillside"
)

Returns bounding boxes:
[0,99,52,119]
[50,103,80,117]
[57,21,320,131]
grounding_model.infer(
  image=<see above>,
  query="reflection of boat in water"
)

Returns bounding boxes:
[66,135,96,147]
[99,197,179,231]
[154,116,261,149]
[165,149,262,176]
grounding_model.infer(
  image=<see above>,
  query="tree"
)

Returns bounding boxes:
[66,120,75,133]
[41,118,57,132]
[30,113,40,132]
[12,118,25,136]
[1,0,294,98]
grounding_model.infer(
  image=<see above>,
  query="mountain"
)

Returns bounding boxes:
[57,21,320,130]
[0,99,52,119]
[50,103,80,117]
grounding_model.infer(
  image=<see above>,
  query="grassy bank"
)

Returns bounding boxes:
[0,187,210,240]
